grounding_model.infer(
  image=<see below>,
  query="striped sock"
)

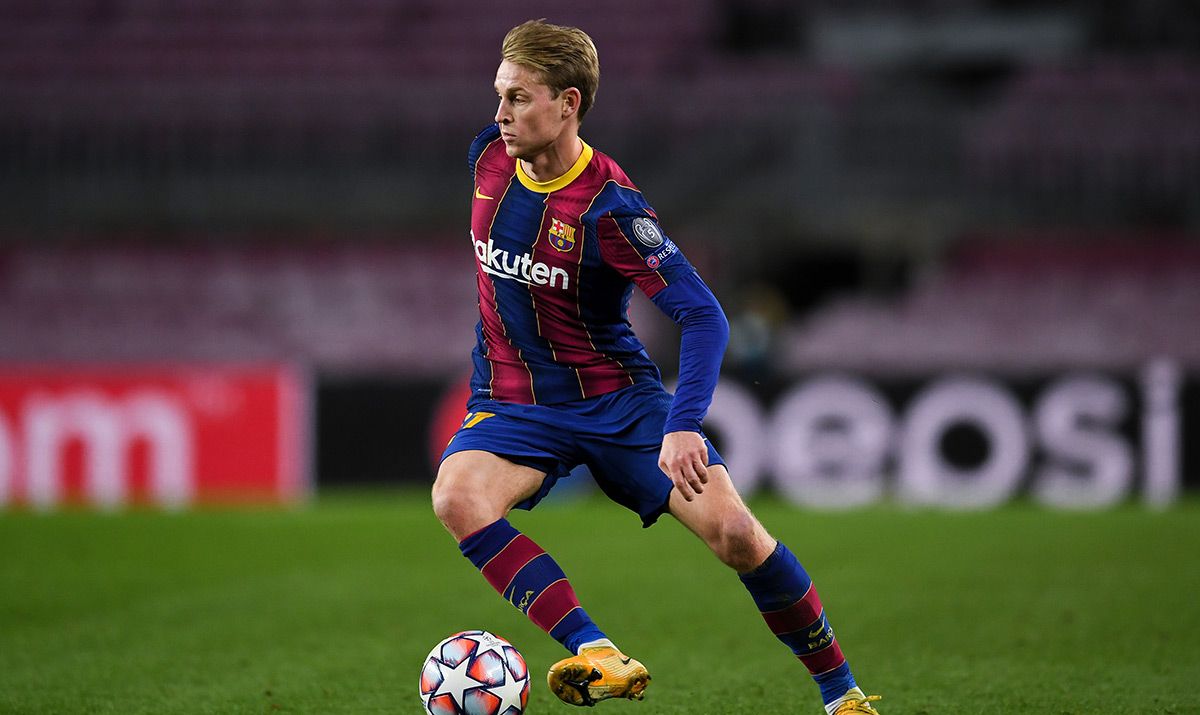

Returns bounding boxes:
[459,518,606,654]
[739,541,857,706]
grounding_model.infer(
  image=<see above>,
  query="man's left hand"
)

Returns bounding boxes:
[659,431,710,502]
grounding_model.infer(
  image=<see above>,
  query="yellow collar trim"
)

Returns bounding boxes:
[516,140,594,193]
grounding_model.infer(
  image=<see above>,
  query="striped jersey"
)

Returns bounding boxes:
[467,123,696,405]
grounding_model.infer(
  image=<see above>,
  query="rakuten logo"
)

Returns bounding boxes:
[473,232,570,290]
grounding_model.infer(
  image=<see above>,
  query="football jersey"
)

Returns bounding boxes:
[467,123,696,406]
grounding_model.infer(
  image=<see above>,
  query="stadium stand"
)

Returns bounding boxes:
[0,241,478,373]
[0,240,675,374]
[970,58,1200,204]
[780,236,1200,373]
[3,233,1192,376]
[0,0,712,84]
[0,3,1197,339]
[0,0,859,229]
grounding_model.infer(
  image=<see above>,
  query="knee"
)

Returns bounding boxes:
[431,471,498,541]
[429,476,460,526]
[708,509,770,572]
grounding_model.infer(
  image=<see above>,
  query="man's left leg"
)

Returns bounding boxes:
[669,465,881,714]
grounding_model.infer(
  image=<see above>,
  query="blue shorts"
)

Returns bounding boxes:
[440,382,724,527]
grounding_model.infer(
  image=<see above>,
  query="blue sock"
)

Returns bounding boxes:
[739,541,857,704]
[459,518,606,654]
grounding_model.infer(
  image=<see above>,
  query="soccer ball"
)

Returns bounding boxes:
[419,630,531,715]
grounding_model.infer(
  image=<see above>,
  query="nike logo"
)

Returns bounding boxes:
[809,624,828,638]
[475,187,494,200]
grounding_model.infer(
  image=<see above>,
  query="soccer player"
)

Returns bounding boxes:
[432,19,882,714]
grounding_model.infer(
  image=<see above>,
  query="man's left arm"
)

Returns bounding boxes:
[650,271,730,501]
[592,204,729,500]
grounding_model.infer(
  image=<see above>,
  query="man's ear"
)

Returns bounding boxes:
[561,87,582,119]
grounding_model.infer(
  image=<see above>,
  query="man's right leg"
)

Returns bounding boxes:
[432,450,608,654]
[433,450,649,706]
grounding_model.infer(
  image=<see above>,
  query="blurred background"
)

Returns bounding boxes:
[1,0,1198,510]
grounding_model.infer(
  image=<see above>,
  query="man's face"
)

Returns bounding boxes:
[493,60,570,161]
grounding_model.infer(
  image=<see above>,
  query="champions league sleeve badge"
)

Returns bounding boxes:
[632,218,664,248]
[626,217,676,270]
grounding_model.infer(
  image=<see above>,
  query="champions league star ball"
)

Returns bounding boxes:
[420,630,531,715]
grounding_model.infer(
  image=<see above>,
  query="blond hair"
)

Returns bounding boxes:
[501,20,600,121]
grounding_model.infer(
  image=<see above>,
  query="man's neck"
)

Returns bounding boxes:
[520,133,583,183]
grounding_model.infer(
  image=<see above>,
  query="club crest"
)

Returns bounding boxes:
[548,218,577,252]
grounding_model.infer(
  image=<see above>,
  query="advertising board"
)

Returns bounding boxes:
[0,365,309,509]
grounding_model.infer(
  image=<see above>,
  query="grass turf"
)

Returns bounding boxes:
[1,490,1198,714]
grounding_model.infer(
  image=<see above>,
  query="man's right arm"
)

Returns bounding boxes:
[468,123,502,179]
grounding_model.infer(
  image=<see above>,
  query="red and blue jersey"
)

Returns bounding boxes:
[467,123,699,407]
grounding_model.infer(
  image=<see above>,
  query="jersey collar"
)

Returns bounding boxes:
[515,140,594,193]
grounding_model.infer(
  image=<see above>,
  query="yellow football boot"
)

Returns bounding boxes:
[547,646,650,706]
[831,690,882,714]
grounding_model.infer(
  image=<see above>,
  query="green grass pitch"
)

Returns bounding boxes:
[1,490,1198,714]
